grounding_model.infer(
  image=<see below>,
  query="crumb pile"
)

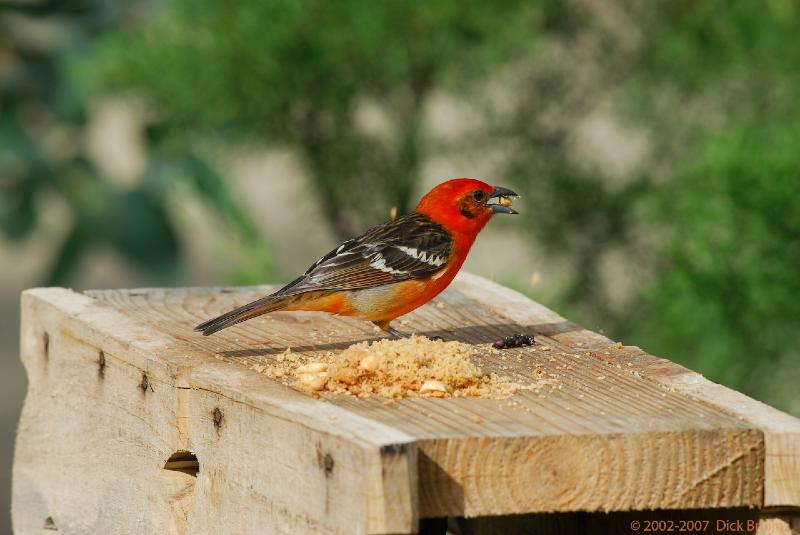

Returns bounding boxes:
[258,336,520,399]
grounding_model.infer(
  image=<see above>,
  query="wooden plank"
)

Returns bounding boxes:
[13,288,417,535]
[452,272,800,509]
[83,277,767,515]
[13,272,799,532]
[13,289,184,535]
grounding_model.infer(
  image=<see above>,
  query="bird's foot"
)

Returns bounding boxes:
[387,326,409,339]
[373,321,444,341]
[373,320,408,339]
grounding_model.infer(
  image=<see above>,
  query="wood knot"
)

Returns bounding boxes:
[98,351,106,379]
[43,516,57,531]
[212,407,223,431]
[317,448,334,476]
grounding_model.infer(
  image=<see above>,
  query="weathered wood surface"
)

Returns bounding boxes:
[12,272,800,534]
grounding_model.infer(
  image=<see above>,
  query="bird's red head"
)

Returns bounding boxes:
[414,178,519,235]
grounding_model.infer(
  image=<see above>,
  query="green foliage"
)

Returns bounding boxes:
[611,1,800,401]
[642,0,800,89]
[638,122,800,388]
[84,0,538,238]
[0,1,274,285]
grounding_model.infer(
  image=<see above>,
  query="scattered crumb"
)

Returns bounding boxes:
[532,365,545,379]
[435,301,446,309]
[615,341,624,349]
[473,416,483,424]
[257,336,523,399]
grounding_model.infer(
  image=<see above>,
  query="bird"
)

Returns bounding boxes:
[195,178,519,338]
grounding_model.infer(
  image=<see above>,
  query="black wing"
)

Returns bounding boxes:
[276,213,452,295]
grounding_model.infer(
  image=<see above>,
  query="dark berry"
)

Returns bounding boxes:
[493,340,506,349]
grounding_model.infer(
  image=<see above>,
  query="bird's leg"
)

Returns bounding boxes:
[373,320,408,339]
[388,326,410,339]
[373,320,443,341]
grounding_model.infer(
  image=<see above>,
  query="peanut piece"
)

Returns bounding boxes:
[298,372,328,391]
[296,362,328,374]
[359,355,379,371]
[420,380,448,395]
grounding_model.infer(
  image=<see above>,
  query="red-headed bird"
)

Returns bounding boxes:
[195,178,518,338]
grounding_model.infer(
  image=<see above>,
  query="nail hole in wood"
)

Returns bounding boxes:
[212,407,223,431]
[316,446,335,476]
[43,331,50,359]
[43,516,57,530]
[140,373,153,393]
[163,450,199,477]
[98,351,106,379]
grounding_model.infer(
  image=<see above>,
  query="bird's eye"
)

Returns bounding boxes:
[472,190,487,202]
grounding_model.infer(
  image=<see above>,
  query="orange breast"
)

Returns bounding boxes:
[346,263,464,322]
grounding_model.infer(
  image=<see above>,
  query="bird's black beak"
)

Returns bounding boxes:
[489,186,519,214]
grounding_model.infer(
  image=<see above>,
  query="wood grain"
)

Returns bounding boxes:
[12,272,799,534]
[453,272,800,510]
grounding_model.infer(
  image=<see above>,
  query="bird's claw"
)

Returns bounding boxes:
[386,326,409,339]
[384,325,444,342]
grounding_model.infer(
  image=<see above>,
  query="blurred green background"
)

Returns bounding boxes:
[2,0,799,531]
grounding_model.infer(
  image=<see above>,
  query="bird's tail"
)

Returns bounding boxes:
[194,294,296,336]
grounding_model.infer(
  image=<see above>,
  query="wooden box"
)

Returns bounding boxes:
[12,274,800,534]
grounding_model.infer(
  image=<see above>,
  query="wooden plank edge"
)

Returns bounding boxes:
[452,272,800,508]
[21,287,415,445]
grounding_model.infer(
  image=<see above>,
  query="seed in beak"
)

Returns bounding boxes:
[499,196,514,208]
